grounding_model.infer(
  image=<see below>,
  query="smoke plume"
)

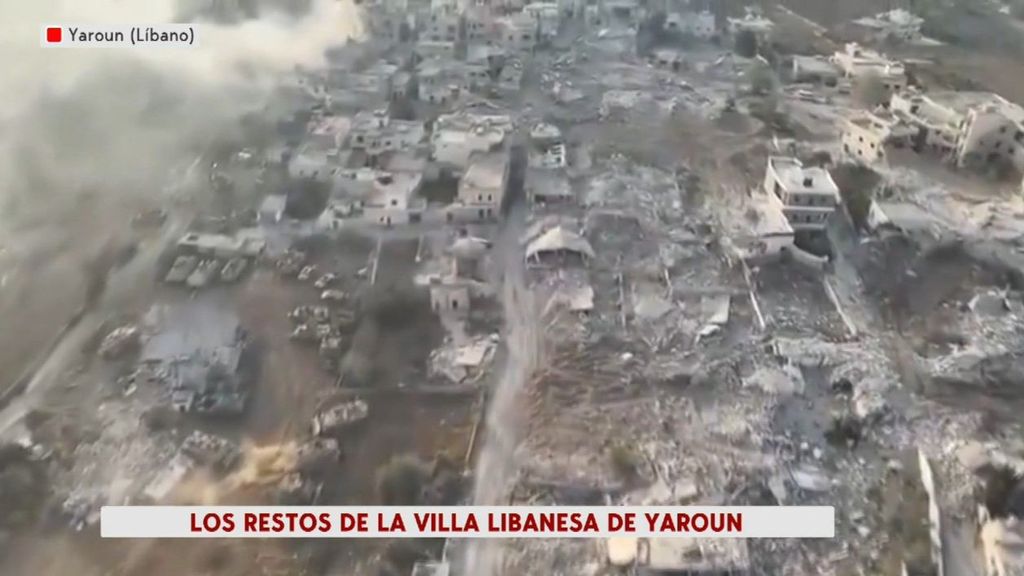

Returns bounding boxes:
[0,0,363,222]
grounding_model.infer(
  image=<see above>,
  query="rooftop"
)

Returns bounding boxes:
[367,172,423,206]
[310,115,352,138]
[462,152,508,190]
[747,192,794,238]
[526,226,595,259]
[768,157,839,195]
[927,90,1006,112]
[435,111,513,133]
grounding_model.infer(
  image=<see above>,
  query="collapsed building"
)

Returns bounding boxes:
[831,43,907,98]
[841,108,915,165]
[887,89,1024,180]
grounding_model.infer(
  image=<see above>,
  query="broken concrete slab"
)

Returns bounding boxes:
[791,464,831,492]
[744,364,804,395]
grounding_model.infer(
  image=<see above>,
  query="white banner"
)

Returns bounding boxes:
[101,506,835,538]
[41,24,197,48]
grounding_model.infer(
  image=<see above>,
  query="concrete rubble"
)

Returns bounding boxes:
[7,0,1024,574]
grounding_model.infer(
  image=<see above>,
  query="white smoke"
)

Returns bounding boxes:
[0,0,363,220]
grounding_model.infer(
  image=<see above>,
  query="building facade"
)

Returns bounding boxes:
[762,157,841,232]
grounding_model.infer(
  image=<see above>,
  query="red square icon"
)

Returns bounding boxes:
[46,27,62,43]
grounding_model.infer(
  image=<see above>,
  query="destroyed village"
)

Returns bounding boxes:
[8,0,1024,574]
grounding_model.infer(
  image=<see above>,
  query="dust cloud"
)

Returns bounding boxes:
[173,442,303,505]
[0,0,363,224]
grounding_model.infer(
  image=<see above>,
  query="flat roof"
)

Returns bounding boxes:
[462,152,508,190]
[367,172,423,205]
[310,115,352,137]
[747,193,794,237]
[769,157,839,195]
[924,90,1005,113]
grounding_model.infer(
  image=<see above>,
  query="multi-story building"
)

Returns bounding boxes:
[348,110,427,159]
[762,157,841,232]
[362,172,426,226]
[889,89,1024,178]
[496,13,539,51]
[954,96,1024,173]
[422,9,461,43]
[431,112,513,170]
[464,6,497,44]
[841,109,914,164]
[523,2,561,40]
[454,152,509,220]
[416,59,464,104]
[889,90,965,157]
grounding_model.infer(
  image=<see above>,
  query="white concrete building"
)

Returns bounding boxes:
[763,157,841,232]
[831,43,906,95]
[391,71,413,100]
[791,55,839,84]
[422,10,460,43]
[737,192,795,258]
[308,115,352,149]
[853,9,923,43]
[456,151,509,219]
[417,59,464,104]
[287,146,340,181]
[327,60,399,103]
[431,112,513,170]
[954,96,1024,173]
[349,110,427,157]
[596,0,642,29]
[888,89,1024,175]
[429,279,471,317]
[841,109,914,164]
[523,2,561,39]
[363,172,425,226]
[497,13,539,51]
[415,39,458,60]
[665,10,715,39]
[889,90,964,157]
[464,6,497,43]
[177,231,266,258]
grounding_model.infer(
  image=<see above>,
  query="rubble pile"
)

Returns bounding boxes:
[429,334,498,384]
[98,324,140,360]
